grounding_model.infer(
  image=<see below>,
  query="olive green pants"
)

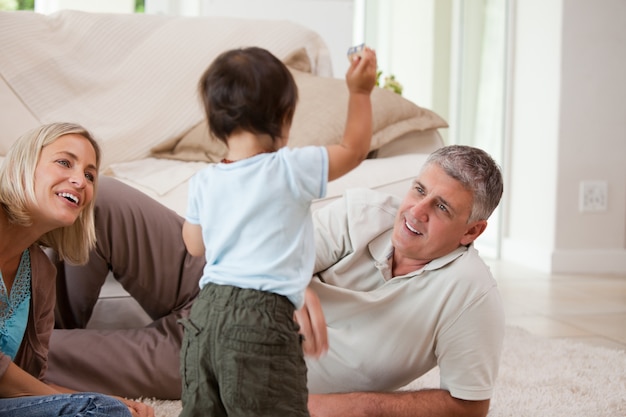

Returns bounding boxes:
[179,283,309,417]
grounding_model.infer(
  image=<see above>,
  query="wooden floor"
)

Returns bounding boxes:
[489,259,626,351]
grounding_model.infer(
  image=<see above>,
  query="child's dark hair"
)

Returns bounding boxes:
[198,47,298,144]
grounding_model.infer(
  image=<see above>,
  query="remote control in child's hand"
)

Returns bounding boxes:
[347,43,365,62]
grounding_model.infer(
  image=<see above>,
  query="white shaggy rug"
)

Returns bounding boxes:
[138,326,626,417]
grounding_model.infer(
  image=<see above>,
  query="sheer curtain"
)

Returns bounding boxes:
[363,0,509,258]
[453,0,508,258]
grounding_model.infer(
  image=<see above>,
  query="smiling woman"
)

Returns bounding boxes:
[34,135,98,229]
[0,123,100,263]
[0,123,153,417]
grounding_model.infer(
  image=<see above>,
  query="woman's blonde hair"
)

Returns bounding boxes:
[0,122,101,264]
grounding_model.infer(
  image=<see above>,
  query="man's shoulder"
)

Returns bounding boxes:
[314,188,399,240]
[438,245,497,287]
[343,188,401,213]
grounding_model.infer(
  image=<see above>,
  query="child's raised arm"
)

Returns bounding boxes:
[326,46,377,181]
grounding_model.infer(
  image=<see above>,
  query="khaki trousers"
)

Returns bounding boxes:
[180,283,308,417]
[47,177,203,400]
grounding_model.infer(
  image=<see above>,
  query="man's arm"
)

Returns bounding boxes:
[295,287,492,417]
[308,390,490,417]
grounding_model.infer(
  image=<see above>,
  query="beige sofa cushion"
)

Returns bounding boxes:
[151,69,448,162]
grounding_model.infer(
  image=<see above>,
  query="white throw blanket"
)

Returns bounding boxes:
[0,10,332,168]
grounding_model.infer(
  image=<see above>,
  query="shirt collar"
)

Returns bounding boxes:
[368,231,470,277]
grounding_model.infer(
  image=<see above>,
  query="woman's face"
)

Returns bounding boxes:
[32,134,98,229]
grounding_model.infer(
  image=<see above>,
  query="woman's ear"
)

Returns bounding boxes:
[460,220,488,246]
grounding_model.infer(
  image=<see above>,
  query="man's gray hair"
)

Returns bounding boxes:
[424,145,503,222]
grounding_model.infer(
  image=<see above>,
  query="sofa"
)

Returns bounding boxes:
[0,10,446,327]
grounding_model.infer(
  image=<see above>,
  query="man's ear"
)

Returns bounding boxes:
[460,220,488,246]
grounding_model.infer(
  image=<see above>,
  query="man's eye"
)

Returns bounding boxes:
[415,186,425,195]
[437,203,448,212]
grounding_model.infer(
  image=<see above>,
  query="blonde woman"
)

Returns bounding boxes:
[0,123,152,417]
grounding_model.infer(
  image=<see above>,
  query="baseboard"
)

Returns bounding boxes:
[500,238,553,273]
[551,248,626,274]
[501,238,626,274]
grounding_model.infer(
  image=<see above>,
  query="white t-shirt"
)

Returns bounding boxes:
[307,188,505,401]
[185,146,328,308]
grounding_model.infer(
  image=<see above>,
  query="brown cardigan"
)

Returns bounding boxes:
[0,245,56,381]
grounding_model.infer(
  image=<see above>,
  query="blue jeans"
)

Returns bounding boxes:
[0,392,130,417]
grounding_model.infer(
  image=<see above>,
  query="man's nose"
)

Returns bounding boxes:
[410,199,429,222]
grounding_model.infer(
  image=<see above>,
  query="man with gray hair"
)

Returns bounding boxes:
[299,144,505,417]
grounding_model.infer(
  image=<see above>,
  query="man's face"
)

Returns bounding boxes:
[391,163,486,263]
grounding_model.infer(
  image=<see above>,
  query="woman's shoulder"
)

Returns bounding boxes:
[29,245,57,285]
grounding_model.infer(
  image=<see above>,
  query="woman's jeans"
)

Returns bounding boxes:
[0,392,130,417]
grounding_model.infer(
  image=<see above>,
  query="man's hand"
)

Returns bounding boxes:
[294,287,328,357]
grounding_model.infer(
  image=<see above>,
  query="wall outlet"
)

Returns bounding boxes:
[579,181,608,212]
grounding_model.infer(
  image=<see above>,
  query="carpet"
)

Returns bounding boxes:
[138,326,626,417]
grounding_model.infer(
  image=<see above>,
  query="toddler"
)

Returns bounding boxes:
[180,45,377,417]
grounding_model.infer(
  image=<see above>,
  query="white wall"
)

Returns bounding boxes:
[145,0,354,78]
[502,0,626,274]
[365,0,626,274]
[552,0,626,273]
[35,0,134,14]
[363,0,437,108]
[501,0,562,271]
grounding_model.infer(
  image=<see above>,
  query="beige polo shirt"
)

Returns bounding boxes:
[306,188,505,401]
